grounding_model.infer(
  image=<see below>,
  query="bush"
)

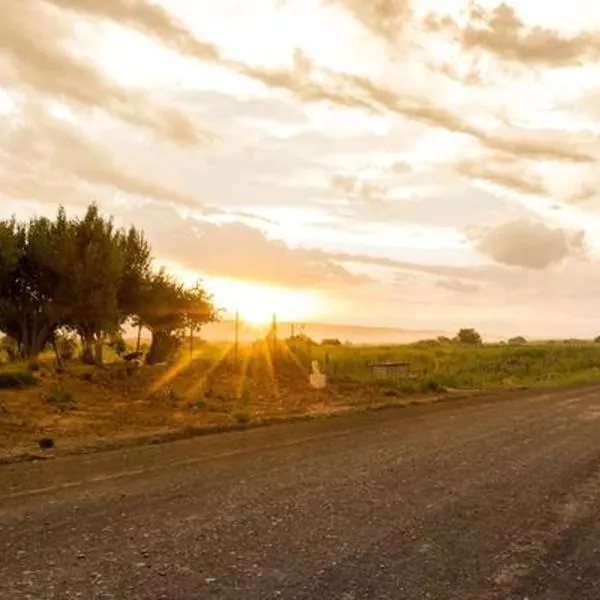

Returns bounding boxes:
[455,328,482,345]
[43,385,75,413]
[0,371,38,389]
[0,336,20,362]
[109,335,127,356]
[420,378,445,393]
[321,338,342,346]
[27,359,41,372]
[232,407,251,424]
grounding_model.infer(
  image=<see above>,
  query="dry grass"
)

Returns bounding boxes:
[3,339,600,460]
[0,344,417,459]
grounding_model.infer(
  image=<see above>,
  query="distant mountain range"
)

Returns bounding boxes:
[199,320,456,345]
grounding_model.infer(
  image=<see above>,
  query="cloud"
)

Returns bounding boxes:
[1,103,207,209]
[471,219,586,269]
[44,0,222,61]
[329,174,389,202]
[426,3,600,67]
[391,161,412,174]
[329,0,412,46]
[569,183,597,204]
[1,0,205,145]
[116,205,372,289]
[334,73,596,163]
[480,133,595,164]
[33,0,596,167]
[436,278,481,293]
[456,156,548,196]
[43,0,373,112]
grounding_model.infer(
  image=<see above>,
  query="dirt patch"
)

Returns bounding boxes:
[0,355,463,463]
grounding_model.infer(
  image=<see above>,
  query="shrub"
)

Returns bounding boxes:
[420,378,445,393]
[0,371,38,389]
[27,359,41,372]
[321,338,342,346]
[232,407,251,424]
[43,385,75,413]
[0,336,20,362]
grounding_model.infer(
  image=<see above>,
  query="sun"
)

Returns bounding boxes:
[206,277,319,327]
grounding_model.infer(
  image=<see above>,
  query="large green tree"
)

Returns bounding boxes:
[65,205,124,364]
[137,271,216,364]
[0,209,74,359]
[117,225,152,321]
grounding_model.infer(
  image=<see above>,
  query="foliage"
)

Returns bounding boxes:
[0,336,19,362]
[0,209,74,359]
[455,328,482,345]
[0,370,38,389]
[43,385,75,413]
[321,338,342,346]
[108,334,127,357]
[137,271,217,365]
[508,336,527,345]
[66,205,124,364]
[0,204,216,364]
[232,407,252,424]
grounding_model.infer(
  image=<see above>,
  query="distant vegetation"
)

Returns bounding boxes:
[0,204,217,366]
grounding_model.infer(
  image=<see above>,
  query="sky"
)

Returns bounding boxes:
[2,0,600,338]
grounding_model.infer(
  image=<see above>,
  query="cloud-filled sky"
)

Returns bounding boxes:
[3,0,600,337]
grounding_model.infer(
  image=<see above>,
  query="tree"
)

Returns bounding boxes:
[0,210,74,359]
[0,218,21,287]
[455,328,482,345]
[321,338,342,346]
[508,336,527,345]
[136,271,216,365]
[117,226,152,322]
[65,205,124,364]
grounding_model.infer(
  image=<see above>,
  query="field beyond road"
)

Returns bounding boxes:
[2,384,600,598]
[3,340,600,460]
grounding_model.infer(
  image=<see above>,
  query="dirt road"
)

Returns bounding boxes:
[2,386,600,599]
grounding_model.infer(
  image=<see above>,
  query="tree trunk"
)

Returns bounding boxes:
[146,330,180,365]
[94,338,104,365]
[81,335,95,365]
[52,338,64,370]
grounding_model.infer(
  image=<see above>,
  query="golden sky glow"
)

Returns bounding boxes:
[3,0,600,337]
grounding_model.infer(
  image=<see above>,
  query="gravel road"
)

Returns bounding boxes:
[2,386,600,599]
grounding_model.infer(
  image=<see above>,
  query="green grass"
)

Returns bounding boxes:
[303,342,600,391]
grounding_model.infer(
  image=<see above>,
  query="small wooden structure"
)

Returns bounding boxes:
[370,361,410,381]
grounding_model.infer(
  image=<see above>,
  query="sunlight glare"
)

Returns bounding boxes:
[206,277,320,326]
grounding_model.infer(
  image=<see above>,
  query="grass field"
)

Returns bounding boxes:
[306,341,600,390]
[2,339,600,460]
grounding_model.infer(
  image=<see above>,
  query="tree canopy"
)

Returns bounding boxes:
[0,204,217,363]
[455,328,482,345]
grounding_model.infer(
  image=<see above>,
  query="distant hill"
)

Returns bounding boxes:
[199,320,456,345]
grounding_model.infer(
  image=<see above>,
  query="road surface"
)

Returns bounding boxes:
[2,386,600,599]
